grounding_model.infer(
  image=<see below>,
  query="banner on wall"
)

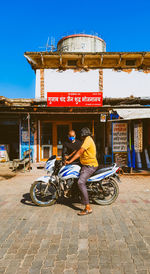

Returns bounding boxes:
[21,127,34,160]
[112,123,128,152]
[47,92,103,107]
[134,122,143,152]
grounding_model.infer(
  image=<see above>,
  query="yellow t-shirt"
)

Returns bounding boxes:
[80,136,98,167]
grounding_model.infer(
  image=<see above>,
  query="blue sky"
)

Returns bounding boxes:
[0,0,150,98]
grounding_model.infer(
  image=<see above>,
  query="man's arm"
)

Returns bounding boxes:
[65,150,77,160]
[65,148,85,164]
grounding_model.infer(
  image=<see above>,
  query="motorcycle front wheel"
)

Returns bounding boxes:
[92,177,119,205]
[30,181,58,207]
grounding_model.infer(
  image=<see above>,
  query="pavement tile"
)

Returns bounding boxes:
[65,260,77,270]
[21,255,35,267]
[41,268,53,274]
[88,255,99,269]
[0,267,6,274]
[122,262,136,272]
[77,261,88,274]
[47,244,59,254]
[64,270,76,274]
[78,250,88,261]
[78,239,88,251]
[44,254,56,267]
[88,269,100,274]
[136,271,148,274]
[68,247,78,255]
[56,248,68,261]
[53,261,65,273]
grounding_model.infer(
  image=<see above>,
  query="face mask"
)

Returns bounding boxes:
[69,136,75,141]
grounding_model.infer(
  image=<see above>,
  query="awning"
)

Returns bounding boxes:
[110,108,150,120]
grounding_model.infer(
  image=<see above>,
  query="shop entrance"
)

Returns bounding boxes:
[40,120,93,161]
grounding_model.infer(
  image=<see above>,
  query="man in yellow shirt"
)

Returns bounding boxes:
[65,127,98,215]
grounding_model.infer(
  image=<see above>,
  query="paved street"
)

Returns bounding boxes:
[0,172,150,274]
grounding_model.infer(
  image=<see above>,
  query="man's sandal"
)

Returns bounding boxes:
[77,209,92,216]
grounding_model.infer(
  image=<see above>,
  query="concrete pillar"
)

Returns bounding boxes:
[40,69,44,98]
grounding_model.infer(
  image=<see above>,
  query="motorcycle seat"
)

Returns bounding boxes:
[92,166,113,175]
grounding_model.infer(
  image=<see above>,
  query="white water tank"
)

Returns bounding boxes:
[57,34,106,53]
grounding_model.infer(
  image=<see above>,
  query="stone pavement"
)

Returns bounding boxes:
[0,172,150,274]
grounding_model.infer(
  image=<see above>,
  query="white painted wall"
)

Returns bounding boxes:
[35,68,150,99]
[103,69,150,98]
[35,69,99,98]
[44,69,99,94]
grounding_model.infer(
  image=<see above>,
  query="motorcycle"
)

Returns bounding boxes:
[30,155,121,207]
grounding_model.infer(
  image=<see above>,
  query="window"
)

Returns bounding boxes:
[126,60,136,66]
[41,122,52,145]
[67,60,77,66]
[41,122,52,159]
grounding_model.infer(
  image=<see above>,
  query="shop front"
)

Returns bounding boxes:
[2,98,150,169]
[109,108,150,171]
[19,113,107,164]
[0,97,108,164]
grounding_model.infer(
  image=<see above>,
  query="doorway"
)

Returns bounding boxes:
[39,120,95,161]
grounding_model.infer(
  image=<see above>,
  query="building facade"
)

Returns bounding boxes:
[26,34,106,163]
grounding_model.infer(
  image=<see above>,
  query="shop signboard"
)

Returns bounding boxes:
[134,122,143,152]
[22,131,29,142]
[47,92,103,107]
[100,114,107,122]
[21,127,34,160]
[112,123,128,152]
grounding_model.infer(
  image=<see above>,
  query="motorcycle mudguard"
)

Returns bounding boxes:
[35,176,50,184]
[113,174,121,183]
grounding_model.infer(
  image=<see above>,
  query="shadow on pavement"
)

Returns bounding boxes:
[20,193,82,210]
[57,197,82,211]
[20,193,38,207]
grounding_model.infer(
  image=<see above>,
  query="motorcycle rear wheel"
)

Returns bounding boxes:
[30,181,58,207]
[92,177,119,205]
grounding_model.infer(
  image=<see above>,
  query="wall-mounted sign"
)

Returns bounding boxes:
[47,92,103,107]
[22,131,29,142]
[100,114,106,122]
[134,122,143,152]
[112,123,127,152]
[21,124,34,160]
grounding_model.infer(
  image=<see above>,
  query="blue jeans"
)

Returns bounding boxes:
[78,165,98,205]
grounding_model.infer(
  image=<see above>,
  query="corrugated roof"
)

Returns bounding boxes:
[114,108,150,120]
